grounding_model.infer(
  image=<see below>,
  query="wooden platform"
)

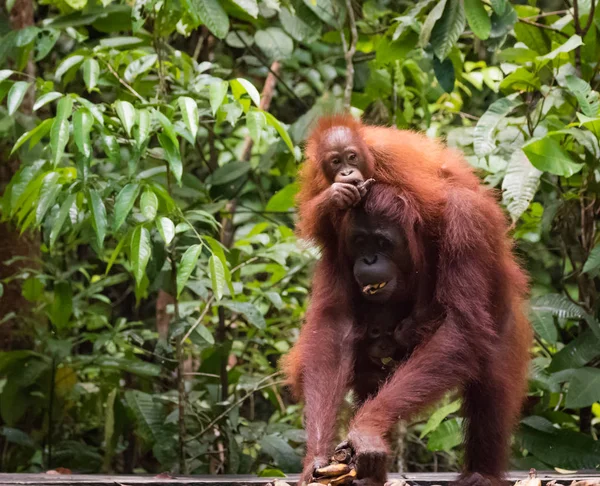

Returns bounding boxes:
[0,473,599,486]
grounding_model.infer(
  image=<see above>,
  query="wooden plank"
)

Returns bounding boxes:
[0,473,599,486]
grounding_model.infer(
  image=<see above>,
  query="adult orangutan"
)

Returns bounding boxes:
[281,115,532,486]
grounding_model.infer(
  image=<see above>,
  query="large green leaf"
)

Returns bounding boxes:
[230,78,260,108]
[501,150,542,222]
[82,58,99,92]
[33,91,63,111]
[565,367,600,408]
[420,399,461,438]
[209,254,225,301]
[140,189,158,221]
[519,417,600,470]
[419,0,447,46]
[302,0,345,28]
[427,418,463,452]
[156,216,175,245]
[564,74,600,118]
[549,329,600,372]
[49,194,76,249]
[50,281,73,330]
[124,390,167,443]
[265,182,298,212]
[35,172,61,225]
[209,161,250,186]
[130,225,151,285]
[177,96,199,140]
[464,0,491,40]
[474,95,522,157]
[433,57,455,93]
[583,244,600,276]
[264,111,295,154]
[529,309,557,344]
[113,183,141,231]
[7,81,30,115]
[51,97,73,166]
[430,0,465,60]
[209,80,228,116]
[73,108,94,158]
[255,28,294,61]
[124,54,157,83]
[176,244,203,297]
[114,100,135,137]
[157,132,182,184]
[279,3,321,42]
[186,0,229,39]
[221,300,266,329]
[246,108,266,145]
[97,357,161,377]
[259,434,302,472]
[11,118,53,154]
[523,136,584,177]
[88,189,107,247]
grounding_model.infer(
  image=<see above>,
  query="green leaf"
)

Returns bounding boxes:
[419,0,447,47]
[221,300,265,329]
[194,323,215,344]
[523,136,584,177]
[130,225,151,285]
[157,133,182,184]
[303,0,345,28]
[259,434,302,472]
[464,0,491,40]
[246,109,266,145]
[34,28,60,62]
[178,96,199,140]
[427,418,463,452]
[82,58,99,92]
[11,118,53,154]
[88,189,107,247]
[420,399,461,438]
[156,217,175,245]
[230,78,260,108]
[583,244,600,276]
[51,97,74,166]
[501,150,542,222]
[514,22,549,54]
[209,254,225,301]
[209,161,250,186]
[279,4,321,42]
[473,95,522,157]
[140,189,158,221]
[176,244,203,297]
[135,109,151,147]
[209,80,229,115]
[537,35,583,62]
[264,111,295,154]
[36,172,61,225]
[124,54,157,83]
[153,109,178,147]
[255,28,294,61]
[430,0,465,60]
[96,357,161,377]
[33,91,62,111]
[7,81,30,115]
[565,368,600,409]
[550,329,600,372]
[266,182,298,212]
[529,309,557,344]
[50,194,76,249]
[519,417,600,470]
[564,74,599,118]
[231,0,258,17]
[105,233,127,275]
[113,183,141,231]
[73,108,94,158]
[0,70,13,82]
[186,0,229,39]
[433,56,455,93]
[115,100,135,137]
[50,282,73,330]
[204,236,233,296]
[55,55,85,81]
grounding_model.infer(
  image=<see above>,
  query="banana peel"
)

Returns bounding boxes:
[311,448,356,486]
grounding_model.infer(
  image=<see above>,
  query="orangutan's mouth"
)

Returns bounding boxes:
[362,281,388,295]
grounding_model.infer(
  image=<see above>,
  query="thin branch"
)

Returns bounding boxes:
[518,18,570,38]
[102,60,147,103]
[185,373,285,444]
[342,0,358,111]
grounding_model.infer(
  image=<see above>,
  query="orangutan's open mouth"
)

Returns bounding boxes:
[362,281,388,295]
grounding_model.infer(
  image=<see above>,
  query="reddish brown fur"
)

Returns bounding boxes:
[282,115,532,486]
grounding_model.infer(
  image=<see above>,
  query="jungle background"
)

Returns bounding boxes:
[1,0,600,476]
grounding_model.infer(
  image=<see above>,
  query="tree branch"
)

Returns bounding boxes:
[343,0,358,111]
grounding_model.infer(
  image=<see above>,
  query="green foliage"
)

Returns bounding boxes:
[2,0,600,476]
